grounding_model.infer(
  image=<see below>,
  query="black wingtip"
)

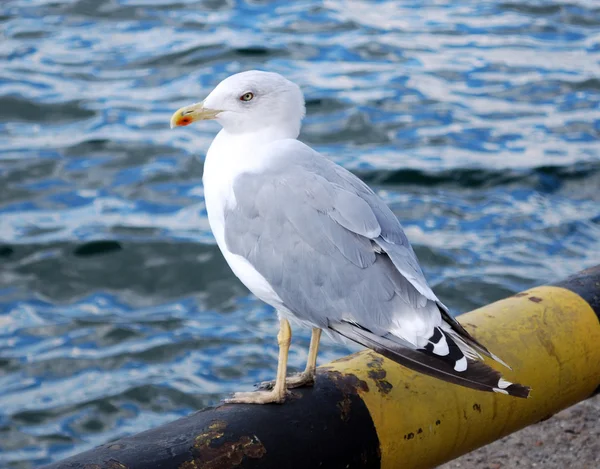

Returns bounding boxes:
[495,381,531,399]
[330,321,532,399]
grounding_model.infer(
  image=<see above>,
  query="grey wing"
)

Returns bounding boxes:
[325,155,508,362]
[328,161,439,303]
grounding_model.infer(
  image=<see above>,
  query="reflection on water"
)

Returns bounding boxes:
[1,0,599,466]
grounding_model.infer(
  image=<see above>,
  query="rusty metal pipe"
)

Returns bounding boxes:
[41,265,600,469]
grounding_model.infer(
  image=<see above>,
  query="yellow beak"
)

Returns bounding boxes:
[170,101,221,128]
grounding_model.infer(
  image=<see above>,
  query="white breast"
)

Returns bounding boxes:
[202,129,286,309]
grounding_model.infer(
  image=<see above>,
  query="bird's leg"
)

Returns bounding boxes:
[224,318,291,404]
[286,328,321,388]
[259,327,321,390]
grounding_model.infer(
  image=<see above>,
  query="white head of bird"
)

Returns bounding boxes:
[170,70,306,138]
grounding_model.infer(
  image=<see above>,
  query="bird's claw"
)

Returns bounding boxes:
[257,371,316,390]
[223,389,288,404]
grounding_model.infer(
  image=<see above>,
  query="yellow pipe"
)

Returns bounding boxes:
[324,285,600,469]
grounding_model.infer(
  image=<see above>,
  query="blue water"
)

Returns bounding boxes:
[1,0,600,466]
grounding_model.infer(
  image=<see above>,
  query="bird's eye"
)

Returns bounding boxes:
[240,92,254,102]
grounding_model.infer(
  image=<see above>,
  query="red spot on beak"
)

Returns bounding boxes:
[179,117,192,126]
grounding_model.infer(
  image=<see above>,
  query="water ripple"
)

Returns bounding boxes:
[1,0,600,466]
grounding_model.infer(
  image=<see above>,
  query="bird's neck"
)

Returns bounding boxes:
[205,125,298,178]
[219,122,299,146]
[202,125,297,218]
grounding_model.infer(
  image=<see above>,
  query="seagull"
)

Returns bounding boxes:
[170,70,530,404]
